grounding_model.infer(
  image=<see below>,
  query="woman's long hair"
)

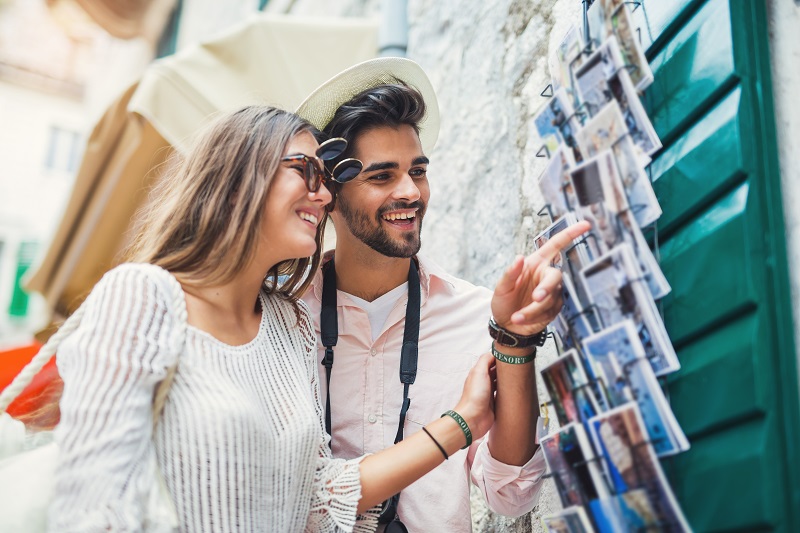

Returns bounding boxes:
[126,105,325,300]
[18,106,324,430]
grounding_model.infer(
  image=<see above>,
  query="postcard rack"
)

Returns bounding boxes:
[532,1,692,532]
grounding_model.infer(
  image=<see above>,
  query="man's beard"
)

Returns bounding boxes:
[336,194,425,258]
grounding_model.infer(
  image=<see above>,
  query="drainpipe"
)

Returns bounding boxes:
[379,0,408,57]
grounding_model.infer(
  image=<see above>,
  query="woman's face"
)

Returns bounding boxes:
[259,131,332,266]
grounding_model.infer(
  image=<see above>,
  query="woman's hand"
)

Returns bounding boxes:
[452,353,497,443]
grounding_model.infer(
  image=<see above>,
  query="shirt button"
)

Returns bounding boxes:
[370,348,377,356]
[368,414,377,424]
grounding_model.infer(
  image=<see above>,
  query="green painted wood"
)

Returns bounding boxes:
[658,182,762,344]
[650,87,744,234]
[631,0,800,530]
[645,0,735,144]
[668,312,765,438]
[633,0,696,52]
[668,418,780,531]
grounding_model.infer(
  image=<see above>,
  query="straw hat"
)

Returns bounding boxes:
[296,57,440,153]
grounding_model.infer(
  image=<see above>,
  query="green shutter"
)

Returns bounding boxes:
[8,241,38,318]
[640,0,800,530]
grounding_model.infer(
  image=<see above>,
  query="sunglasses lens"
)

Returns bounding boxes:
[308,160,327,192]
[332,158,362,183]
[317,137,347,161]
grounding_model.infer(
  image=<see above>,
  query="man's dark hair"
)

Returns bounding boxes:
[323,81,427,161]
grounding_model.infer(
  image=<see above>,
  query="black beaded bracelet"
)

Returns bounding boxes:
[441,409,472,449]
[491,341,536,365]
[421,426,449,460]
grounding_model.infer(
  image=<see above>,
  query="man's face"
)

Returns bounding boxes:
[330,124,430,258]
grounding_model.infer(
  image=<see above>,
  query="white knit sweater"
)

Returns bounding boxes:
[48,264,378,532]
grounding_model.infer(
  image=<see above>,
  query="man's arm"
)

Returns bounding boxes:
[487,221,590,465]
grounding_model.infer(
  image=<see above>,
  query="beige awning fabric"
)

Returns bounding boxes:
[130,14,380,153]
[48,0,177,41]
[26,13,378,322]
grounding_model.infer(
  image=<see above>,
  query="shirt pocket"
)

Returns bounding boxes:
[404,352,477,428]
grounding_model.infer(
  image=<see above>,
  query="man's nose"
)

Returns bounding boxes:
[392,173,421,202]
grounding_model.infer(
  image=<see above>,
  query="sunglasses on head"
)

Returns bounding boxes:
[281,137,363,193]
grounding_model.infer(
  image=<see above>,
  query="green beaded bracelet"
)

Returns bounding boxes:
[491,342,536,365]
[442,409,472,449]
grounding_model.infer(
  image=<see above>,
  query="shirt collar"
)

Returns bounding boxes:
[309,251,456,306]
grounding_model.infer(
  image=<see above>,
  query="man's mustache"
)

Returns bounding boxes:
[378,201,426,217]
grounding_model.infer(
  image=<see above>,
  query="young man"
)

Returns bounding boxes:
[297,58,588,531]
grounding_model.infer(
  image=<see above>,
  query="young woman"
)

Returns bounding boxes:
[44,106,496,532]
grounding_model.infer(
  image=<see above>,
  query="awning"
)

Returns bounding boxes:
[25,13,378,323]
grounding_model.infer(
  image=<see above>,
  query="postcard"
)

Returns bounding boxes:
[565,157,670,299]
[582,320,689,456]
[586,0,653,90]
[543,505,596,533]
[589,489,661,533]
[587,404,691,531]
[553,274,596,352]
[531,211,595,314]
[540,422,611,508]
[550,24,586,93]
[541,349,604,424]
[574,37,661,156]
[534,87,585,163]
[538,146,579,221]
[576,100,661,228]
[579,243,679,376]
[568,150,630,259]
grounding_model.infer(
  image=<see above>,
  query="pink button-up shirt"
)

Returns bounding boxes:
[302,253,545,532]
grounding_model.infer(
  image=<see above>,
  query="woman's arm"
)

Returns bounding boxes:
[355,353,496,513]
[49,265,178,532]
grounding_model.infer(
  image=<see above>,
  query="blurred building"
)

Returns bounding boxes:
[0,0,176,346]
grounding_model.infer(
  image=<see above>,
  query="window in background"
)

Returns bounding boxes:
[8,241,38,318]
[43,126,81,173]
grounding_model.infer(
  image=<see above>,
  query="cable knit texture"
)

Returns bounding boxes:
[49,263,378,532]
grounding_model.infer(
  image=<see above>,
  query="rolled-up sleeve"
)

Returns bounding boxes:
[469,438,547,518]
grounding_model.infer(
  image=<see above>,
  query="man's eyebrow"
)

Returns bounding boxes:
[413,156,430,166]
[362,161,399,173]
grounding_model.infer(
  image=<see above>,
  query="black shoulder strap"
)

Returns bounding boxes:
[395,260,420,444]
[320,260,338,436]
[320,259,421,447]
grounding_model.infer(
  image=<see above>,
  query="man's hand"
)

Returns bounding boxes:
[491,221,591,336]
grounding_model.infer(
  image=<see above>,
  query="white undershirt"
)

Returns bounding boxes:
[346,282,409,341]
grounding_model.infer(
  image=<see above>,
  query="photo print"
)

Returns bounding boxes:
[554,267,596,351]
[538,147,579,221]
[543,506,595,533]
[585,0,653,90]
[541,349,605,424]
[589,489,661,533]
[579,243,679,376]
[582,319,689,456]
[568,154,670,300]
[576,100,661,228]
[574,37,661,157]
[534,87,585,163]
[550,24,586,93]
[568,150,628,259]
[541,422,611,508]
[587,404,691,532]
[534,211,590,272]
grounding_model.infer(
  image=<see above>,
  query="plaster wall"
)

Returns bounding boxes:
[768,0,800,412]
